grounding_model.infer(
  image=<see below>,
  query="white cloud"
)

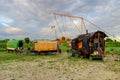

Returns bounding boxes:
[4,27,22,34]
[1,23,9,27]
[0,0,120,39]
[114,25,120,29]
[12,0,29,7]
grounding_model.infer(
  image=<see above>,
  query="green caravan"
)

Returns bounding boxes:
[6,40,23,52]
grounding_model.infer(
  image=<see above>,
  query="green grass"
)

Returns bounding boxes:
[105,41,120,47]
[0,51,61,64]
[0,51,84,65]
[0,42,120,62]
[0,42,6,52]
[105,41,120,54]
[23,42,34,49]
[60,42,69,52]
[105,47,120,54]
[0,51,42,64]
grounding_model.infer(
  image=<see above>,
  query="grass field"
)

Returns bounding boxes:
[0,52,61,64]
[0,51,120,80]
[0,40,120,80]
[106,47,120,54]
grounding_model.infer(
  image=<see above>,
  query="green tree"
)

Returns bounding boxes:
[24,37,30,44]
[105,38,113,42]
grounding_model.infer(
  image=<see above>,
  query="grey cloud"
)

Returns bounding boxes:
[0,0,119,40]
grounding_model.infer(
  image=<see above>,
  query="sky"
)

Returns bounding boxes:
[0,0,120,40]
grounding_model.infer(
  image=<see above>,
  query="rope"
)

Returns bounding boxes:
[51,26,57,39]
[61,16,66,36]
[54,14,63,36]
[68,18,80,37]
[69,17,82,34]
[82,19,87,32]
[64,17,68,37]
[84,19,113,37]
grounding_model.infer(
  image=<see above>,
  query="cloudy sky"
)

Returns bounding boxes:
[0,0,120,40]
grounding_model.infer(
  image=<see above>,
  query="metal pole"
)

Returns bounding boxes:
[51,26,57,39]
[54,26,57,39]
[98,32,100,52]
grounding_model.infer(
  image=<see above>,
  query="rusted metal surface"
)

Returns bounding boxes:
[71,30,107,58]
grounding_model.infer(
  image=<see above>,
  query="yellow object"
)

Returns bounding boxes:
[91,51,100,55]
[34,41,57,51]
[77,41,82,49]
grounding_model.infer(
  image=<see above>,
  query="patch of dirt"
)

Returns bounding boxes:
[0,53,120,80]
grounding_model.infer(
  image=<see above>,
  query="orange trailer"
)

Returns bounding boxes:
[34,41,58,55]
